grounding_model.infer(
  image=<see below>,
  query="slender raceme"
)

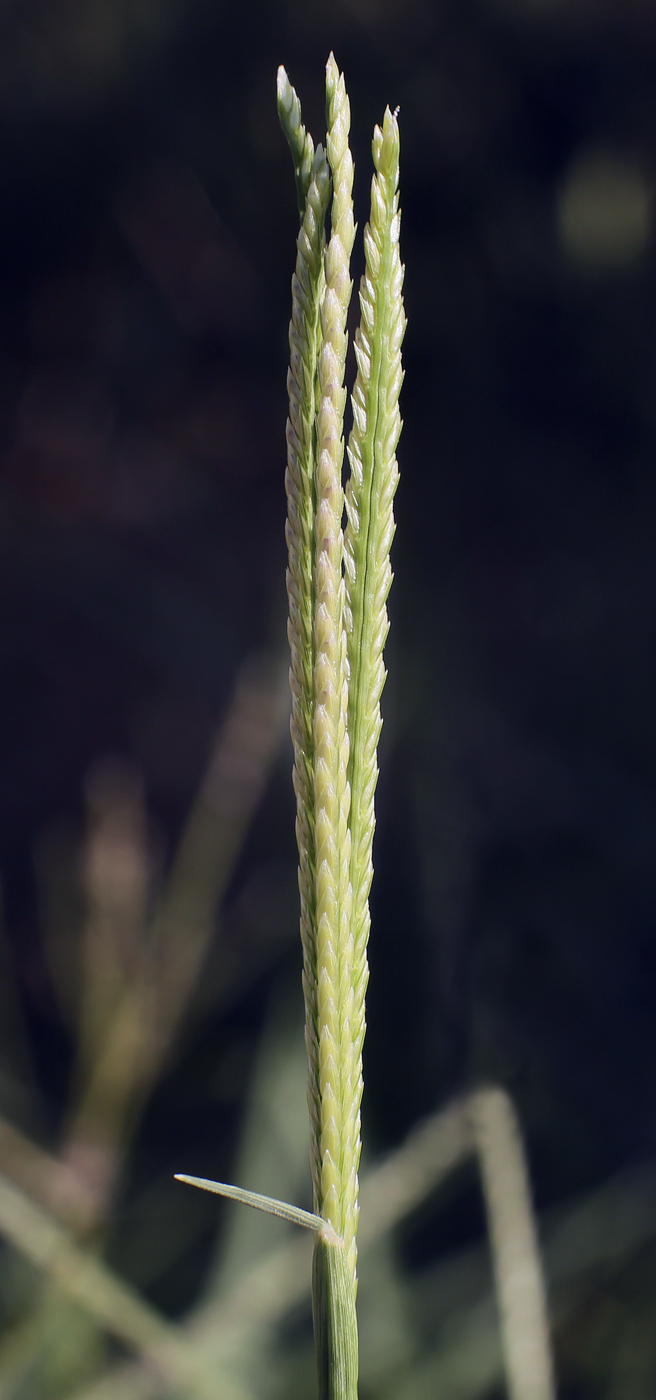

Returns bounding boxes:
[343,113,404,1272]
[282,133,331,1213]
[312,52,358,1279]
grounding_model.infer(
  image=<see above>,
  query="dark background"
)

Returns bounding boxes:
[1,0,656,1394]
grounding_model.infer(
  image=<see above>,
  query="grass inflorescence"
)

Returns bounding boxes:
[173,55,404,1400]
[279,52,405,1400]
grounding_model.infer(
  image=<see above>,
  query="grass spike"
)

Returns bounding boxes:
[184,61,404,1400]
[312,51,357,1278]
[284,142,331,1209]
[343,108,405,1230]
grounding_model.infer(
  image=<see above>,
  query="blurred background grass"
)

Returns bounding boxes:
[0,0,656,1396]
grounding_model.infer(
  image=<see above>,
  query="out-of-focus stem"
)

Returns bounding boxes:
[468,1088,556,1400]
[0,1172,240,1400]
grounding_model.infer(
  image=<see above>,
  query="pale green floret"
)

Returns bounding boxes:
[325,52,356,356]
[277,65,315,217]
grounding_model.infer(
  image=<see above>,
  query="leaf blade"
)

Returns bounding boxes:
[174,1175,324,1232]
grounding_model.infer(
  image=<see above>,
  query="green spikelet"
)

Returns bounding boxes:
[277,65,316,217]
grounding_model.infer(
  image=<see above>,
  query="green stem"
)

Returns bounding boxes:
[312,1228,359,1400]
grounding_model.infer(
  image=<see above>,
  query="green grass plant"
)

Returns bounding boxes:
[180,52,405,1400]
[281,53,404,1400]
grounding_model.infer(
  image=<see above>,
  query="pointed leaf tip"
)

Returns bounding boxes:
[174,1175,325,1232]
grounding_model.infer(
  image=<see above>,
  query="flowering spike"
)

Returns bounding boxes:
[344,110,405,1174]
[284,143,332,1208]
[312,51,357,1277]
[282,60,404,1400]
